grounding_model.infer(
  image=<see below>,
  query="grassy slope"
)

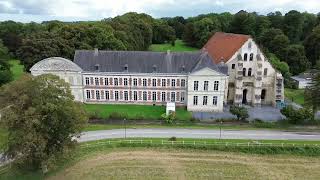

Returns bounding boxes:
[84,104,192,121]
[149,40,198,52]
[284,88,305,105]
[9,60,24,80]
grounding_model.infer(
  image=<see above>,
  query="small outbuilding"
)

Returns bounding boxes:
[166,102,176,115]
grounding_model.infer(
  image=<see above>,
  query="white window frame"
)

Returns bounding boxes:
[124,78,128,86]
[213,96,218,106]
[181,79,186,87]
[214,81,219,91]
[115,91,119,101]
[193,96,198,105]
[203,96,208,105]
[85,77,90,85]
[194,81,199,91]
[204,81,209,91]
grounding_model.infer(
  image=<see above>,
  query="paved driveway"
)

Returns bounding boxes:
[78,128,320,142]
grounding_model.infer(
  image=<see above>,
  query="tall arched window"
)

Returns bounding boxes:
[244,53,248,61]
[249,53,254,61]
[248,68,252,76]
[243,68,246,76]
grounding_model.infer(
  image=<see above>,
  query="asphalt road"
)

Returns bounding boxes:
[78,128,320,142]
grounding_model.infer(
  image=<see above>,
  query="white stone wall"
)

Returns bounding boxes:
[187,68,227,112]
[31,70,84,102]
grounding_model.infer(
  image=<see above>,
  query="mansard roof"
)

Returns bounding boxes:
[30,57,82,72]
[203,32,250,64]
[73,50,228,75]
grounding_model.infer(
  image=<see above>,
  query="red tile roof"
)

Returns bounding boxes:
[203,32,250,64]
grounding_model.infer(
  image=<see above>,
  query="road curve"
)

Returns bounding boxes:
[78,128,320,142]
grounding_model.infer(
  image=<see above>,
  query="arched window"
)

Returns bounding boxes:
[249,53,254,61]
[248,68,252,76]
[243,68,246,76]
[244,53,248,61]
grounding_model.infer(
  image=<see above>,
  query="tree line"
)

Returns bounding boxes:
[0,10,320,78]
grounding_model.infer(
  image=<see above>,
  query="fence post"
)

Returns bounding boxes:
[282,143,284,147]
[162,140,163,145]
[183,140,184,145]
[108,140,110,145]
[172,141,173,145]
[140,140,142,144]
[194,141,195,146]
[150,140,152,144]
[130,140,132,144]
[247,142,249,147]
[204,141,206,146]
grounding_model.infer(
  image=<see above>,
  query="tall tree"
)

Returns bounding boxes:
[193,17,221,47]
[229,10,256,36]
[283,10,304,43]
[304,25,320,66]
[267,11,284,30]
[0,40,13,86]
[284,44,311,75]
[152,20,176,44]
[0,74,88,171]
[305,72,320,121]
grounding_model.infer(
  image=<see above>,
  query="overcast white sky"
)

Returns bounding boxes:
[0,0,319,22]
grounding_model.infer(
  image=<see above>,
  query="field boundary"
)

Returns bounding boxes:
[80,139,320,149]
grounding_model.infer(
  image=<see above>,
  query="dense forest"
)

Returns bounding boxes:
[0,10,320,84]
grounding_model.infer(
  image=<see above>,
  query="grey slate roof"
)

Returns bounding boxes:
[73,50,228,75]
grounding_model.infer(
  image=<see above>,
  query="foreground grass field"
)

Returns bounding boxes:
[84,104,192,121]
[285,88,305,105]
[149,40,198,52]
[46,148,320,180]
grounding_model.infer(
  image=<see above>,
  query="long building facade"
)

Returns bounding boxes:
[30,50,228,112]
[30,32,285,112]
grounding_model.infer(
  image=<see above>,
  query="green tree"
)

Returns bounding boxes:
[254,15,271,37]
[229,10,256,36]
[182,23,197,47]
[284,45,311,75]
[305,72,320,121]
[152,20,176,44]
[267,11,283,30]
[304,25,320,66]
[0,40,12,86]
[0,74,88,171]
[283,10,304,43]
[193,17,221,47]
[280,105,313,124]
[268,53,290,76]
[229,105,249,121]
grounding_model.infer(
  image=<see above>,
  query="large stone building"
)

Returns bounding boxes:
[30,32,284,112]
[30,50,228,112]
[203,32,284,107]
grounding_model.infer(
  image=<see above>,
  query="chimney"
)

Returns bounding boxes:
[94,48,99,56]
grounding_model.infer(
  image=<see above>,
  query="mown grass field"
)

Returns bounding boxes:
[9,60,24,80]
[149,40,198,52]
[285,88,305,105]
[6,147,317,180]
[84,104,192,121]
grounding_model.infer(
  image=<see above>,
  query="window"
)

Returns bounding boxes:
[194,81,199,91]
[171,79,176,87]
[95,77,99,86]
[204,81,209,91]
[232,64,235,69]
[96,90,100,100]
[143,79,147,87]
[143,91,147,101]
[104,78,108,85]
[181,92,185,102]
[152,92,156,101]
[264,68,268,76]
[124,78,128,86]
[124,91,128,101]
[114,78,118,86]
[214,81,219,91]
[162,92,166,102]
[248,68,252,76]
[115,91,119,101]
[152,79,157,87]
[244,53,248,61]
[133,91,138,101]
[85,77,90,85]
[248,42,252,49]
[181,79,186,87]
[212,96,218,105]
[133,78,137,86]
[171,92,175,102]
[203,96,208,105]
[193,96,198,105]
[105,91,110,100]
[243,68,246,76]
[86,90,90,99]
[249,53,254,61]
[162,79,166,87]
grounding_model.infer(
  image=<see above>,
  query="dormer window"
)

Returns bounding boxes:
[152,65,157,73]
[181,65,185,72]
[124,64,128,71]
[95,64,100,71]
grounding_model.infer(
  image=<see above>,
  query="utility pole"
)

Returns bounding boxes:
[219,119,222,140]
[124,118,127,139]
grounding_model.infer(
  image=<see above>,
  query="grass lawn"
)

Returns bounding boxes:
[149,40,198,52]
[285,88,305,105]
[2,145,319,180]
[9,60,25,80]
[84,104,192,121]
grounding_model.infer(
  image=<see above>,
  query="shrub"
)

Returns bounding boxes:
[161,112,176,124]
[109,112,127,120]
[168,136,177,141]
[280,105,313,124]
[229,105,249,121]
